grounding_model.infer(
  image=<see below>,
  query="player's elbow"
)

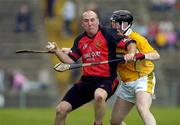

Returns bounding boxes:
[145,52,160,61]
[155,53,160,60]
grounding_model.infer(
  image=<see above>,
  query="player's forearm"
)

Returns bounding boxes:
[124,43,137,61]
[127,43,136,55]
[55,49,74,64]
[145,52,160,61]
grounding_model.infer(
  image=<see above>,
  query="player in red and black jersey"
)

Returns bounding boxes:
[69,26,122,78]
[46,10,134,125]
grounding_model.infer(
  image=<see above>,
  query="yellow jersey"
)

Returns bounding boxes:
[116,31,157,82]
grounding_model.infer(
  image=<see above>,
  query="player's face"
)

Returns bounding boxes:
[113,21,129,32]
[110,20,116,29]
[81,11,99,37]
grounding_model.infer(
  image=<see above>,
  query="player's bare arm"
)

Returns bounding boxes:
[124,42,136,62]
[144,51,160,61]
[46,42,74,64]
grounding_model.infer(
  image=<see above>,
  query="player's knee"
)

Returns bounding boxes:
[94,88,107,101]
[136,104,149,114]
[94,94,104,102]
[56,106,67,117]
[56,102,71,117]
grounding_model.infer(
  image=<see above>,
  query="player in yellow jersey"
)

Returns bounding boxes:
[110,10,160,125]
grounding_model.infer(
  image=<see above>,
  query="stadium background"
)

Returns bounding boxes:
[0,0,180,124]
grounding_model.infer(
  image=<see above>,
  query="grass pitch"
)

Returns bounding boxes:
[0,104,180,125]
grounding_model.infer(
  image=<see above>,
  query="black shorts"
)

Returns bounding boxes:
[62,76,119,110]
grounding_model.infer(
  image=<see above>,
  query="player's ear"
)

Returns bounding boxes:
[97,18,100,25]
[80,19,84,27]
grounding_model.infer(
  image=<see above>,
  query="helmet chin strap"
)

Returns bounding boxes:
[121,21,132,32]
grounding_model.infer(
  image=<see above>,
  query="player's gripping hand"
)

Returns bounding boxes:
[46,42,59,53]
[124,53,135,62]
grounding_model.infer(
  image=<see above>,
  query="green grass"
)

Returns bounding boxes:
[0,104,180,125]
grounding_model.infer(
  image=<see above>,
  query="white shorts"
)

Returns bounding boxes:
[116,72,156,104]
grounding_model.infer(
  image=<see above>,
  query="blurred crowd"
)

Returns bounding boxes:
[133,19,180,51]
[150,0,178,11]
[0,66,52,107]
[62,0,180,51]
[12,0,180,51]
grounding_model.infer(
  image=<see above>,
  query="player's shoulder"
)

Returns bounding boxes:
[100,25,117,34]
[122,37,136,45]
[100,25,124,42]
[131,31,147,40]
[74,32,86,43]
[124,37,134,42]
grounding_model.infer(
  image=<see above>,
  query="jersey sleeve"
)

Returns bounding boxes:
[116,37,136,50]
[68,34,83,62]
[128,31,156,53]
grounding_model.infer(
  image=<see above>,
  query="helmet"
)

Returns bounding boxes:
[110,10,133,25]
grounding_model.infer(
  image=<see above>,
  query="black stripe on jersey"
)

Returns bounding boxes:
[68,33,85,62]
[101,26,124,45]
[101,26,124,78]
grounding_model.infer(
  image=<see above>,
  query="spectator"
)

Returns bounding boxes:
[62,0,76,37]
[0,67,5,93]
[155,31,167,49]
[45,0,55,18]
[175,21,180,46]
[0,66,5,108]
[12,69,28,92]
[166,30,177,50]
[176,1,180,9]
[147,21,159,46]
[163,0,177,10]
[150,0,164,11]
[38,67,52,89]
[14,3,34,32]
[150,0,177,11]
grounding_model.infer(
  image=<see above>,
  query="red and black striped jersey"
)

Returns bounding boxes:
[68,26,124,78]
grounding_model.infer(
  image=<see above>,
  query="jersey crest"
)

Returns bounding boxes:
[95,40,102,49]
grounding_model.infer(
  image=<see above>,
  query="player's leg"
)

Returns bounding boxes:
[93,78,119,125]
[110,79,137,125]
[55,81,94,125]
[55,101,72,125]
[110,97,133,125]
[135,73,156,125]
[94,87,108,125]
[136,91,156,125]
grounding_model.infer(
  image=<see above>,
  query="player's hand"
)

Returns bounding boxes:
[46,42,59,53]
[61,48,71,54]
[124,53,135,62]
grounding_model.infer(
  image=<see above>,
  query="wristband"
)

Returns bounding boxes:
[135,53,145,60]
